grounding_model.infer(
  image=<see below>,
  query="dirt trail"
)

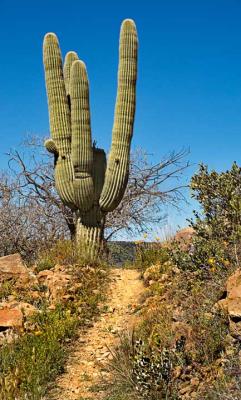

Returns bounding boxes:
[49,268,145,400]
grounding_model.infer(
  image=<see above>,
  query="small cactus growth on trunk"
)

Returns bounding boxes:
[43,19,138,258]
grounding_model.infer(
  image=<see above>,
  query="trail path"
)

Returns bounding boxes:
[49,268,145,400]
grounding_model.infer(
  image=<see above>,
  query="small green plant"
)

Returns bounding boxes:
[0,305,77,399]
[0,279,16,300]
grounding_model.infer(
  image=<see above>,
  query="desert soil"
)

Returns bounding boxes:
[48,268,144,400]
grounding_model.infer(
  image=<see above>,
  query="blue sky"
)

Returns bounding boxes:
[1,0,241,231]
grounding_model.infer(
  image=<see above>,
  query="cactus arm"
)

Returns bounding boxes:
[44,138,59,156]
[43,33,75,208]
[64,51,79,96]
[99,19,138,212]
[43,33,71,155]
[70,60,94,211]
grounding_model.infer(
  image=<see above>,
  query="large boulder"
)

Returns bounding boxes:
[217,269,241,339]
[0,308,23,328]
[0,301,37,318]
[0,253,31,283]
[174,227,195,242]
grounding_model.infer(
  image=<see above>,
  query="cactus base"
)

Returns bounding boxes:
[76,214,105,261]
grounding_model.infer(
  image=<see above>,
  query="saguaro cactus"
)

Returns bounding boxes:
[43,19,138,257]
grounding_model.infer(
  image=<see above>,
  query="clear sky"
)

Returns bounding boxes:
[1,0,241,231]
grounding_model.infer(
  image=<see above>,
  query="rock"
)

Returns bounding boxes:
[174,227,195,242]
[7,295,16,302]
[37,270,54,281]
[0,309,23,328]
[226,269,241,294]
[172,266,181,274]
[0,253,31,283]
[179,383,191,395]
[190,377,200,387]
[216,269,241,339]
[173,365,182,378]
[0,300,37,318]
[37,269,72,302]
[69,283,83,293]
[29,290,41,300]
[159,273,169,283]
[12,302,37,317]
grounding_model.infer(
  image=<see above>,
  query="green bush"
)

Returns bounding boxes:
[171,162,241,273]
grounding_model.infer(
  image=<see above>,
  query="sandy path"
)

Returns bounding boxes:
[48,268,144,400]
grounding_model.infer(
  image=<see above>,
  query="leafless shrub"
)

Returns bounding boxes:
[0,136,189,261]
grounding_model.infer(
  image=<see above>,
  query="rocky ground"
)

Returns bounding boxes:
[1,249,241,399]
[48,268,144,400]
[0,253,87,345]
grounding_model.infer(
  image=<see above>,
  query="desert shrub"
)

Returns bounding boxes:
[0,173,68,264]
[189,311,228,364]
[105,254,230,399]
[134,240,170,271]
[190,162,241,244]
[107,242,136,266]
[106,332,184,400]
[36,239,104,272]
[203,344,241,399]
[0,279,16,301]
[171,237,232,273]
[170,162,241,273]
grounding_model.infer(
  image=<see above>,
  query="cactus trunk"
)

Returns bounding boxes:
[43,20,138,260]
[76,221,104,260]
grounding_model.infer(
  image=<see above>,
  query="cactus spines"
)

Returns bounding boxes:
[43,19,138,257]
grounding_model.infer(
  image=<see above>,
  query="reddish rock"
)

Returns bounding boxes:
[0,253,30,282]
[216,269,241,339]
[174,227,195,242]
[0,309,23,328]
[12,302,37,317]
[37,269,54,281]
[37,269,72,302]
[227,269,241,295]
[218,269,241,317]
[0,301,37,317]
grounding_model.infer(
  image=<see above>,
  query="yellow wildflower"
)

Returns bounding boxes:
[208,257,215,265]
[223,260,230,267]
